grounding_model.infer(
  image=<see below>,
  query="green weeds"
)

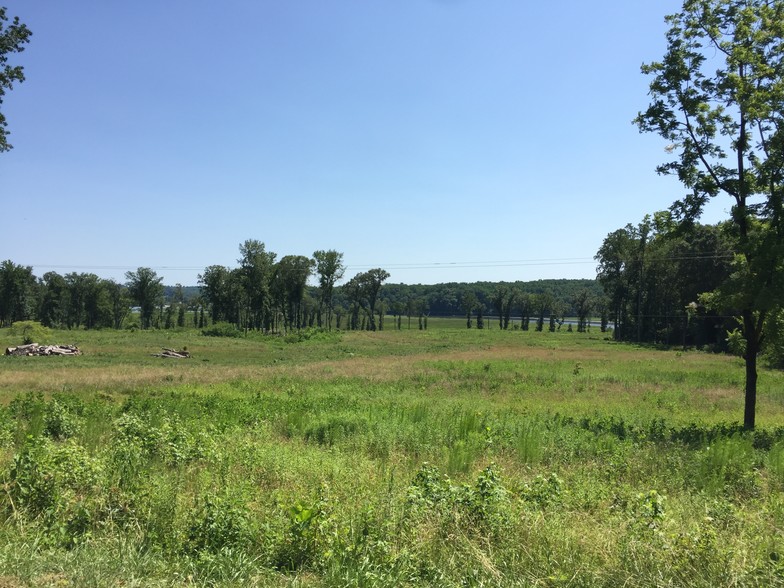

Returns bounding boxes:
[0,327,782,585]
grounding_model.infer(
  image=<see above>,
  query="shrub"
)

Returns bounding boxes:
[201,322,241,338]
[185,494,255,554]
[407,463,510,531]
[283,327,341,344]
[4,437,104,547]
[43,399,82,440]
[9,320,50,345]
[518,472,563,508]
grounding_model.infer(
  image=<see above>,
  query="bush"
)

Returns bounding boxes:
[9,321,50,345]
[284,327,341,344]
[4,437,104,547]
[185,494,255,554]
[202,322,241,338]
[44,399,82,440]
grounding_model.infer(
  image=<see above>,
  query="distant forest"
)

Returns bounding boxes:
[166,279,602,319]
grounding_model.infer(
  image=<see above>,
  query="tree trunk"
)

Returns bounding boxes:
[743,310,760,430]
[744,351,757,431]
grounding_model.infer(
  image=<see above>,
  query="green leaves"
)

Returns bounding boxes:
[0,7,32,152]
[637,0,784,428]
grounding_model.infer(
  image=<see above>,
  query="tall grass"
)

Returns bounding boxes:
[0,325,782,585]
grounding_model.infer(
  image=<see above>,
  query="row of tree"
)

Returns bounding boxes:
[379,279,602,320]
[455,285,600,333]
[0,250,608,335]
[0,261,168,331]
[0,243,391,334]
[197,241,392,333]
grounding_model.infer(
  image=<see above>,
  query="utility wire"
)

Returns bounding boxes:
[17,252,736,274]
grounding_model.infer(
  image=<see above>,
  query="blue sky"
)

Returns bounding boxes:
[1,0,731,286]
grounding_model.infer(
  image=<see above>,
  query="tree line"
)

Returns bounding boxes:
[197,241,391,333]
[0,242,386,334]
[0,245,609,334]
[595,214,736,349]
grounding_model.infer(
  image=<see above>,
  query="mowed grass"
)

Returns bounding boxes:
[0,323,783,587]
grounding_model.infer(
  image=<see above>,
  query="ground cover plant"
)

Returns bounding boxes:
[0,323,783,586]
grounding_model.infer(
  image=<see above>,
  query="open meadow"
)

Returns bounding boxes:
[1,322,783,587]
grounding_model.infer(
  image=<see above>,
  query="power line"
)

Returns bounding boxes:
[17,252,735,274]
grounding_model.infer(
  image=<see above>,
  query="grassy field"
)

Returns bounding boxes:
[0,323,783,587]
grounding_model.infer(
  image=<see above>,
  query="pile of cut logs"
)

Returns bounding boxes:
[151,348,191,359]
[5,343,82,357]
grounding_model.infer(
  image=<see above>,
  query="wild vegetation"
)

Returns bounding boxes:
[1,0,783,583]
[0,323,783,587]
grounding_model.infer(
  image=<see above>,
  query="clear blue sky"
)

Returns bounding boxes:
[1,0,730,286]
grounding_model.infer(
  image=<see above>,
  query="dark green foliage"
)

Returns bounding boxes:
[381,279,603,319]
[5,436,103,547]
[597,218,734,346]
[201,321,241,337]
[635,0,784,429]
[406,463,510,532]
[163,304,174,330]
[460,291,478,328]
[313,250,345,329]
[43,399,81,440]
[238,239,277,332]
[343,269,390,331]
[125,268,164,330]
[0,260,36,327]
[517,472,563,508]
[573,289,592,333]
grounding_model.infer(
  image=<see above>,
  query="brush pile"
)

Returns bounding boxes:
[151,348,191,359]
[5,343,82,356]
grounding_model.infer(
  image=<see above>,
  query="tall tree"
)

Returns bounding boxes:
[0,260,36,326]
[573,289,593,333]
[199,265,241,327]
[81,273,106,330]
[461,292,478,329]
[344,269,391,331]
[313,250,345,329]
[533,292,553,332]
[125,267,164,330]
[0,7,31,152]
[491,285,515,330]
[104,279,130,330]
[272,255,314,332]
[238,240,276,331]
[517,291,532,331]
[596,224,644,341]
[597,216,733,345]
[39,271,68,328]
[636,0,784,428]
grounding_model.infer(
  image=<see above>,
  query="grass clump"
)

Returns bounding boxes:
[201,321,242,338]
